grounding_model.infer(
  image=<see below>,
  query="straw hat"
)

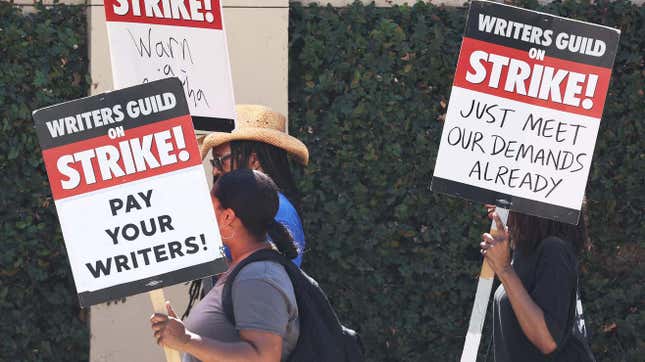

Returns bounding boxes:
[200,104,309,165]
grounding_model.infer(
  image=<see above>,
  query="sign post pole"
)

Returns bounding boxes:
[460,208,508,362]
[149,289,182,362]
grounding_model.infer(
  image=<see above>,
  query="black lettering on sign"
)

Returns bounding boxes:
[104,214,174,245]
[85,233,210,278]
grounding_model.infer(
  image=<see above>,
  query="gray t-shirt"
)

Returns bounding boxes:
[183,261,299,362]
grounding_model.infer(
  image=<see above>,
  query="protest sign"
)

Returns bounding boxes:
[33,78,226,307]
[104,0,235,131]
[432,0,620,225]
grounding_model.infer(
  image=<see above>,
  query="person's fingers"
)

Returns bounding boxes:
[493,212,505,233]
[482,233,494,244]
[150,313,168,324]
[166,301,177,318]
[488,210,496,220]
[481,238,496,246]
[151,322,165,332]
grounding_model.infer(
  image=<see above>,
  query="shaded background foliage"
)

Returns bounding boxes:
[0,2,90,360]
[1,0,642,361]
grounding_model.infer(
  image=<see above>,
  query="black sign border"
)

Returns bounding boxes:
[77,257,228,308]
[431,177,581,225]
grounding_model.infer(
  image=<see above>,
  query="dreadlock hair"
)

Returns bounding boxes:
[229,140,301,210]
[507,201,589,256]
[182,279,203,319]
[213,169,299,259]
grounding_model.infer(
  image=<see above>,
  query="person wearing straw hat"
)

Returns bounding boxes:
[200,104,308,267]
[183,105,308,319]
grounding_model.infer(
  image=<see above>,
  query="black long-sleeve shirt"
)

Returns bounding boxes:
[493,237,578,362]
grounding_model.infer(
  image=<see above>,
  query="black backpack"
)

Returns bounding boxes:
[551,278,596,362]
[222,249,365,362]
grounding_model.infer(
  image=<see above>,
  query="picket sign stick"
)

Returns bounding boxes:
[460,207,509,362]
[149,289,182,362]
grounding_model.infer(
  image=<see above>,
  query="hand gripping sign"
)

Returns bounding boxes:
[104,0,235,131]
[430,1,619,360]
[33,78,227,308]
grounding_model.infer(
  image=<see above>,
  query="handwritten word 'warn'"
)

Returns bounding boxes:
[129,28,194,64]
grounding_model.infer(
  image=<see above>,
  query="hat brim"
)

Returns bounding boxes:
[200,128,309,165]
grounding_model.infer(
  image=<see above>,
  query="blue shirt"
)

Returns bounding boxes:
[222,192,306,266]
[275,193,306,266]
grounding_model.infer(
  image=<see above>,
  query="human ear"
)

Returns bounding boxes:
[221,208,236,227]
[248,152,261,170]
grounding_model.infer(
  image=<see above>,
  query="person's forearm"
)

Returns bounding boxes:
[498,266,557,354]
[181,332,263,362]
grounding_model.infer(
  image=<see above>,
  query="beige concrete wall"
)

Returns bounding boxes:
[88,1,288,361]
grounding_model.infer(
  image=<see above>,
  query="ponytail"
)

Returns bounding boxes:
[268,220,298,259]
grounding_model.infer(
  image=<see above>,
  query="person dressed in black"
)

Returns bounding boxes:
[480,206,589,361]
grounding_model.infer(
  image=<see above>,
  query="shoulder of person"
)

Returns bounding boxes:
[234,260,290,285]
[538,236,577,263]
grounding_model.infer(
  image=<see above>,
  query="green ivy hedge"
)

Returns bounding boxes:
[289,1,643,361]
[0,2,90,360]
[1,0,642,361]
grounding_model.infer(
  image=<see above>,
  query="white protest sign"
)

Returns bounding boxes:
[33,78,226,307]
[104,0,235,131]
[432,0,620,224]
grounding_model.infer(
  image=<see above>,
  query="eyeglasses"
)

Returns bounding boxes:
[210,153,233,170]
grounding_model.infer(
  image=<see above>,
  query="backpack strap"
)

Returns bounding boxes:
[221,249,292,326]
[222,249,361,361]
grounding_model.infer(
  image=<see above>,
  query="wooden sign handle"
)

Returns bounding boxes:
[460,207,509,362]
[480,258,496,280]
[149,289,182,362]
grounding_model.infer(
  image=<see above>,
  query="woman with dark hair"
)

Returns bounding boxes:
[201,104,307,266]
[151,169,299,362]
[184,107,308,319]
[480,206,590,361]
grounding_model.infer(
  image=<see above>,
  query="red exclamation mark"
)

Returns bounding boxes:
[582,74,598,110]
[204,0,214,23]
[172,125,190,162]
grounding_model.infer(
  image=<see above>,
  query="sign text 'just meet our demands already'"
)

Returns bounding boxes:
[432,0,620,224]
